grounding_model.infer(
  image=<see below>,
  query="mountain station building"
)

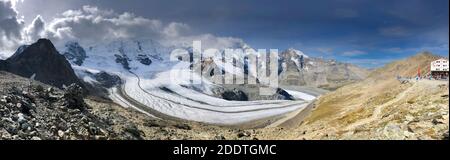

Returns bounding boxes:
[430,58,449,80]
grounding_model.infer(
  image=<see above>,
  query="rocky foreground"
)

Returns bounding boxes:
[0,71,122,140]
[1,52,448,140]
[0,71,263,140]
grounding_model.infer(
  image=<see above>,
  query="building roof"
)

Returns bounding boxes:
[432,58,449,62]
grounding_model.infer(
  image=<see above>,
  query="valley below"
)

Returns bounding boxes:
[0,39,448,140]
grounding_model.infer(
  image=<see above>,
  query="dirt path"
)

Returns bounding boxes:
[344,80,447,131]
[344,82,415,131]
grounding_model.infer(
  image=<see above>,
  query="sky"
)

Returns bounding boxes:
[1,0,449,68]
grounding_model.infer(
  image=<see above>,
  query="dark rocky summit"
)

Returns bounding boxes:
[0,39,83,89]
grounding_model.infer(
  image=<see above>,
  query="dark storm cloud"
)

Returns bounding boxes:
[0,0,24,52]
[6,0,450,67]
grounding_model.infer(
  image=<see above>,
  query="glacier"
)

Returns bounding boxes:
[60,39,317,125]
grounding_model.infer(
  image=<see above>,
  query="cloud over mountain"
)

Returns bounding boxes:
[0,0,25,53]
[25,15,45,41]
[0,2,246,56]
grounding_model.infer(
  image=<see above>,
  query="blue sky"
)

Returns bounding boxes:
[7,0,450,68]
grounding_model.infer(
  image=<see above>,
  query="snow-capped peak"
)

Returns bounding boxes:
[286,48,309,58]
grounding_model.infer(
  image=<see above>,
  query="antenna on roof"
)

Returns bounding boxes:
[30,73,36,80]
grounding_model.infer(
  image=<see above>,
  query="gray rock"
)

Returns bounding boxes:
[383,124,406,140]
[57,130,65,137]
[93,72,122,88]
[221,89,248,101]
[63,84,86,109]
[114,54,131,70]
[237,130,251,138]
[137,54,152,65]
[31,136,41,140]
[123,124,143,140]
[214,135,226,140]
[0,128,12,139]
[174,124,191,130]
[0,72,119,140]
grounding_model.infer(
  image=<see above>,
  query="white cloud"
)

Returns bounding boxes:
[317,48,333,54]
[379,26,410,37]
[385,47,403,53]
[39,5,245,49]
[341,50,367,56]
[42,6,164,43]
[25,15,45,41]
[0,0,25,54]
[342,58,394,68]
[0,4,247,57]
[0,0,22,11]
[163,22,191,38]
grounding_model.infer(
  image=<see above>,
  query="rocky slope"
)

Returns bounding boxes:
[0,39,82,89]
[1,39,281,140]
[256,53,449,140]
[5,38,431,140]
[0,71,266,140]
[0,71,121,140]
[278,49,369,90]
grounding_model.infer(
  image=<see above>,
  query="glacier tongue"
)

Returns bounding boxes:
[60,39,317,125]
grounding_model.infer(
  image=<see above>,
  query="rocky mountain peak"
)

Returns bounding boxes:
[278,48,369,89]
[284,48,309,59]
[0,39,83,89]
[8,39,58,61]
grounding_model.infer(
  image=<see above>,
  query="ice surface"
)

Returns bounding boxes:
[61,40,317,125]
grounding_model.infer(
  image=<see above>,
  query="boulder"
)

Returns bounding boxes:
[222,89,249,101]
[93,72,122,88]
[63,84,86,109]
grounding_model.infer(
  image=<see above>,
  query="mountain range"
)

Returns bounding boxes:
[0,39,447,140]
[0,39,369,125]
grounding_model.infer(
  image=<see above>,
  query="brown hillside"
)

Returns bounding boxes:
[307,52,443,123]
[369,52,441,80]
[256,52,449,140]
